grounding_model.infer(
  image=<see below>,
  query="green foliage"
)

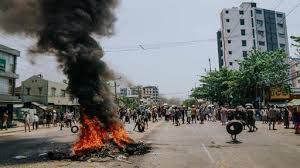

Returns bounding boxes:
[118,96,139,109]
[291,36,300,55]
[182,98,198,107]
[191,49,290,106]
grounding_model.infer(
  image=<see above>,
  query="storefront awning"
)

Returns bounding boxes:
[32,102,48,110]
[268,101,287,107]
[288,99,300,106]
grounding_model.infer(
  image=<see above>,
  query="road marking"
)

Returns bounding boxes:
[202,143,215,163]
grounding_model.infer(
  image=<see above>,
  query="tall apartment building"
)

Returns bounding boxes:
[217,2,289,69]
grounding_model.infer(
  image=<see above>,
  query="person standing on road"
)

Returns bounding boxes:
[191,105,197,124]
[181,106,185,124]
[24,113,31,132]
[268,106,277,130]
[283,107,290,129]
[59,112,65,130]
[1,111,9,130]
[142,108,149,129]
[187,107,192,124]
[220,106,227,125]
[32,113,39,130]
[174,107,181,126]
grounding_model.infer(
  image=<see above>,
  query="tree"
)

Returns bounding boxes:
[291,36,300,55]
[118,96,139,109]
[191,68,239,105]
[237,49,290,105]
[191,49,290,106]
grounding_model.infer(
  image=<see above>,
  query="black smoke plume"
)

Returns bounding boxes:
[0,0,120,127]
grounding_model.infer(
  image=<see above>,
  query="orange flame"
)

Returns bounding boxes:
[110,124,133,147]
[73,114,133,155]
[73,115,109,155]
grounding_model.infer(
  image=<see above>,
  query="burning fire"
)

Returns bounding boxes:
[73,114,132,155]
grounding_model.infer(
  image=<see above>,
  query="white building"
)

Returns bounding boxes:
[143,86,159,104]
[289,58,300,88]
[217,2,289,69]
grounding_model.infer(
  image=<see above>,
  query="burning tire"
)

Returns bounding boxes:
[138,123,145,132]
[71,126,79,134]
[226,120,243,135]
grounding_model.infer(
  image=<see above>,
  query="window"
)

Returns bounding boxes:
[26,87,31,95]
[241,29,246,36]
[51,87,56,97]
[258,41,265,46]
[227,29,231,33]
[240,19,245,25]
[298,79,300,84]
[278,23,284,28]
[225,10,229,14]
[242,40,247,46]
[277,13,283,18]
[258,30,264,37]
[280,44,286,48]
[0,58,6,72]
[229,51,232,55]
[239,10,244,15]
[228,40,231,44]
[256,9,262,14]
[229,62,233,66]
[243,51,248,58]
[256,20,263,26]
[38,87,43,95]
[279,33,285,38]
[61,90,66,97]
[226,19,230,22]
[251,10,253,17]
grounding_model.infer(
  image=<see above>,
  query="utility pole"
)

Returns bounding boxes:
[209,58,212,72]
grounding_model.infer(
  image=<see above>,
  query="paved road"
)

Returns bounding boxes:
[133,121,300,168]
[0,121,161,167]
[1,120,300,168]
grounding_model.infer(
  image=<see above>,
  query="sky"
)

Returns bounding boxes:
[1,0,300,99]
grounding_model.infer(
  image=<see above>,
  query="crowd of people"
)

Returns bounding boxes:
[23,110,77,132]
[118,103,300,135]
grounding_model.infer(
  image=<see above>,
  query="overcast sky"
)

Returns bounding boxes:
[1,0,300,99]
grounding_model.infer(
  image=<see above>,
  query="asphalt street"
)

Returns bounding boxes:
[1,121,300,168]
[133,121,300,168]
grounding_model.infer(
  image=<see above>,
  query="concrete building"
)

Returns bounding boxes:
[143,86,159,104]
[217,2,289,69]
[289,58,300,88]
[0,44,20,126]
[21,74,79,113]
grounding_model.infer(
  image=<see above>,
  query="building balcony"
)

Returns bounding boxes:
[0,94,21,103]
[0,71,19,79]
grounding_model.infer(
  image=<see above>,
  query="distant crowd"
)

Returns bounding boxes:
[118,104,300,134]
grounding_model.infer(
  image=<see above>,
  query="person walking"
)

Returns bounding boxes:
[293,108,300,134]
[1,111,9,130]
[142,108,149,129]
[59,112,65,130]
[174,107,181,126]
[32,113,39,130]
[181,106,185,124]
[191,105,197,124]
[52,110,57,127]
[199,106,205,124]
[187,107,192,124]
[24,113,31,132]
[283,107,290,129]
[220,106,227,125]
[268,106,277,130]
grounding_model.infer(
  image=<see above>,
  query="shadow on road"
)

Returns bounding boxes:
[0,136,72,166]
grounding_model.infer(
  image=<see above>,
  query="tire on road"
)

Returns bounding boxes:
[138,123,145,132]
[226,120,243,135]
[71,125,79,134]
